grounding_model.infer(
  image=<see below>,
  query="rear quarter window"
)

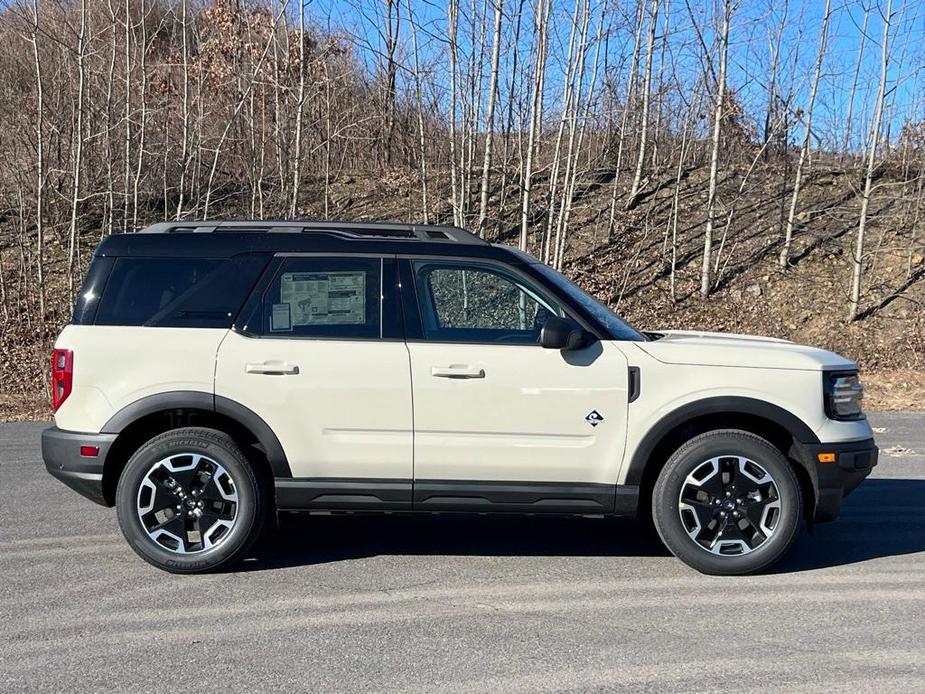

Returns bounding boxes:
[93,255,268,328]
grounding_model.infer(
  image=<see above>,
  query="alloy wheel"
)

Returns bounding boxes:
[677,455,782,556]
[136,453,239,554]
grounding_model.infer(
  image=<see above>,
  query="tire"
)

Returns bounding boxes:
[652,429,802,576]
[116,427,265,574]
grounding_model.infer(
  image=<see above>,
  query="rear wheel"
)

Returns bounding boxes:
[652,429,802,575]
[116,427,264,573]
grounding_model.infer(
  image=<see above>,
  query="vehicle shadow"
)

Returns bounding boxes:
[772,478,925,573]
[240,479,925,573]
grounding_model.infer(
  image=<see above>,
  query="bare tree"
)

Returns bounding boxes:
[700,0,733,300]
[448,0,462,227]
[844,0,872,156]
[290,1,308,216]
[778,0,831,269]
[606,0,645,240]
[477,0,505,236]
[27,0,45,314]
[406,0,429,222]
[627,0,660,207]
[67,0,89,295]
[849,0,894,321]
[519,0,550,252]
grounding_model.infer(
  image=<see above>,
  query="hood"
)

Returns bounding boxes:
[638,330,857,371]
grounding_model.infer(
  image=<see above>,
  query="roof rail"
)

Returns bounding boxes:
[137,220,487,245]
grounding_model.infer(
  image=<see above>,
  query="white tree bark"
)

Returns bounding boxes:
[518,0,550,251]
[290,0,307,217]
[477,0,505,236]
[779,0,831,269]
[67,0,88,296]
[606,0,645,240]
[700,0,732,299]
[849,0,893,321]
[407,0,429,223]
[448,0,461,227]
[627,0,661,206]
[29,0,45,314]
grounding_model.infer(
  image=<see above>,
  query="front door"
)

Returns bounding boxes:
[215,255,413,509]
[403,258,629,512]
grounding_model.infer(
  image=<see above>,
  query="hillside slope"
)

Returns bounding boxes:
[1,163,923,419]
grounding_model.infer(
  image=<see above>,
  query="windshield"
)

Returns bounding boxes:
[531,263,646,341]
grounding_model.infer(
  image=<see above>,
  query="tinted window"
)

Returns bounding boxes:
[261,257,381,339]
[413,261,558,344]
[530,263,645,341]
[94,255,268,327]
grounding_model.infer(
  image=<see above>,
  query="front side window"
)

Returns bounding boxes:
[412,261,558,344]
[530,262,645,341]
[261,257,381,339]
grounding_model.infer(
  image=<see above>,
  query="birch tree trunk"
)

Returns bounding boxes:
[763,0,787,160]
[29,0,45,315]
[778,0,830,269]
[519,0,550,251]
[700,0,732,300]
[123,0,133,231]
[132,0,149,231]
[542,0,583,263]
[849,0,893,321]
[477,0,505,236]
[407,0,429,223]
[554,0,598,269]
[104,0,118,235]
[627,0,661,207]
[606,0,645,240]
[844,1,871,156]
[67,0,88,296]
[448,0,461,227]
[175,0,191,219]
[290,1,306,217]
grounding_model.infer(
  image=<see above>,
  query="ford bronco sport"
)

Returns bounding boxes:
[43,221,877,575]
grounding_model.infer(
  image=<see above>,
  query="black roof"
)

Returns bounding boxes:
[94,219,529,262]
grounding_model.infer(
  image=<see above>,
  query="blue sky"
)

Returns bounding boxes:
[305,0,924,151]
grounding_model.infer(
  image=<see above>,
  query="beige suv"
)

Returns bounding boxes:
[43,221,877,575]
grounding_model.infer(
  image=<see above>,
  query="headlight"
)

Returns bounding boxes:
[823,371,864,420]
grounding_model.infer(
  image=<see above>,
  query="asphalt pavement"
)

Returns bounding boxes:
[2,413,924,693]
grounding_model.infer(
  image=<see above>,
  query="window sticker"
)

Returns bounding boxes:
[279,271,366,326]
[270,303,292,332]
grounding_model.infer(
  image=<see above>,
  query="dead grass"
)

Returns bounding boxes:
[863,369,925,412]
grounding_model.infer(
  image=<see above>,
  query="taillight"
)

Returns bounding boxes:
[51,348,73,412]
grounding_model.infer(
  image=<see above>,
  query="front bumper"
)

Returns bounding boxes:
[800,437,878,522]
[42,427,117,506]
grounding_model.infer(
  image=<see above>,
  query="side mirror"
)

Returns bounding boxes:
[540,315,589,351]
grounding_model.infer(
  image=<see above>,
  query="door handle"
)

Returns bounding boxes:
[431,365,486,379]
[246,361,300,375]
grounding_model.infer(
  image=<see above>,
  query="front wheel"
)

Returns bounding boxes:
[652,429,802,575]
[116,427,265,573]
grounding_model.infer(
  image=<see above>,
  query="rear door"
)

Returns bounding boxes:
[402,257,629,513]
[215,254,413,509]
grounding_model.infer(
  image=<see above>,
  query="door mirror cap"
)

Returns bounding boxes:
[540,316,591,351]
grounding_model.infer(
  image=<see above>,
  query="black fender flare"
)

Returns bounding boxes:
[623,396,820,486]
[101,390,292,477]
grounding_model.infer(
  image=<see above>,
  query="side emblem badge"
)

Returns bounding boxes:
[585,410,604,427]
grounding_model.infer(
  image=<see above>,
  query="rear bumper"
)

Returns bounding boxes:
[42,427,117,506]
[802,437,878,522]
